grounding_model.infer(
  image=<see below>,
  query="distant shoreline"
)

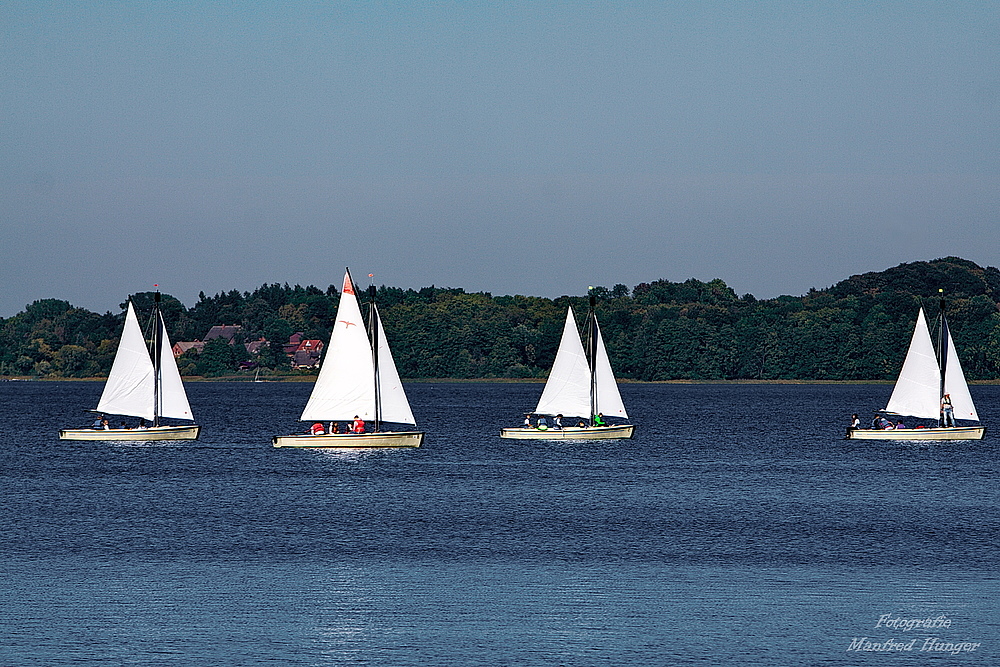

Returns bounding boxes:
[11,376,989,385]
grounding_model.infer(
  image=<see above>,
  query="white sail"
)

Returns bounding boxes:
[943,327,979,421]
[592,318,628,419]
[96,302,155,420]
[156,313,195,421]
[301,271,376,422]
[884,308,941,419]
[534,307,592,418]
[373,304,416,425]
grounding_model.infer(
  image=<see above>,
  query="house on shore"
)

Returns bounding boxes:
[290,335,324,369]
[172,327,322,370]
[204,324,242,343]
[172,341,206,357]
[173,324,245,359]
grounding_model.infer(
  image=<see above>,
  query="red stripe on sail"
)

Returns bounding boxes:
[342,272,354,295]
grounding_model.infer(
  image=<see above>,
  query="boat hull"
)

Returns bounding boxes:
[272,431,424,448]
[500,424,635,440]
[846,426,985,441]
[59,425,201,441]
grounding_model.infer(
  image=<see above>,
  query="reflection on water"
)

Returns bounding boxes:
[307,447,412,463]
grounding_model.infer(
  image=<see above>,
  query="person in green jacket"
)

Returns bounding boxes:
[593,413,607,427]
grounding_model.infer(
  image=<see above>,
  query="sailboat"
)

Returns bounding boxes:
[847,295,985,440]
[59,292,200,441]
[272,270,423,448]
[500,295,634,440]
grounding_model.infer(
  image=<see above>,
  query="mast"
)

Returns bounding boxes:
[152,290,162,427]
[587,289,598,425]
[937,289,948,427]
[368,283,381,433]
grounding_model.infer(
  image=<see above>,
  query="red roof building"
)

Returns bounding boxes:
[172,341,205,358]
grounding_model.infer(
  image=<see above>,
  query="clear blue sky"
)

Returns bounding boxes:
[2,2,998,316]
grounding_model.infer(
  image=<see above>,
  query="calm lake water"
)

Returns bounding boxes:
[1,381,997,666]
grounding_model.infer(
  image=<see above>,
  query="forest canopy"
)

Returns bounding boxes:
[3,257,999,381]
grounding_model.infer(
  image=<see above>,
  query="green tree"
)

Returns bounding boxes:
[52,344,90,377]
[192,339,243,377]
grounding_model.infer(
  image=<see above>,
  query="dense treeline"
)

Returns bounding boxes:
[3,257,1000,381]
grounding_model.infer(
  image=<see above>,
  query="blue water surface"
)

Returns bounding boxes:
[1,381,997,665]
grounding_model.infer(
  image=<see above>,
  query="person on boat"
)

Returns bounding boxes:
[941,394,955,427]
[310,422,325,435]
[352,416,365,433]
[593,413,607,427]
[537,416,548,430]
[850,414,860,429]
[120,421,128,430]
[92,416,104,429]
[329,422,338,434]
[523,414,532,428]
[101,417,110,430]
[577,420,587,428]
[894,420,907,429]
[554,414,563,429]
[878,416,894,430]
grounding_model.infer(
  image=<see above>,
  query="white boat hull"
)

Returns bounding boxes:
[500,424,635,440]
[272,431,424,448]
[59,425,201,441]
[846,426,985,441]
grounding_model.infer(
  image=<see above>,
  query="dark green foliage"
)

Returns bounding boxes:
[0,299,120,377]
[2,258,999,380]
[189,338,250,377]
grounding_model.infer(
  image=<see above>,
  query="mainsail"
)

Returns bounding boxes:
[372,304,416,425]
[591,317,629,419]
[155,313,194,421]
[300,270,416,425]
[943,326,979,421]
